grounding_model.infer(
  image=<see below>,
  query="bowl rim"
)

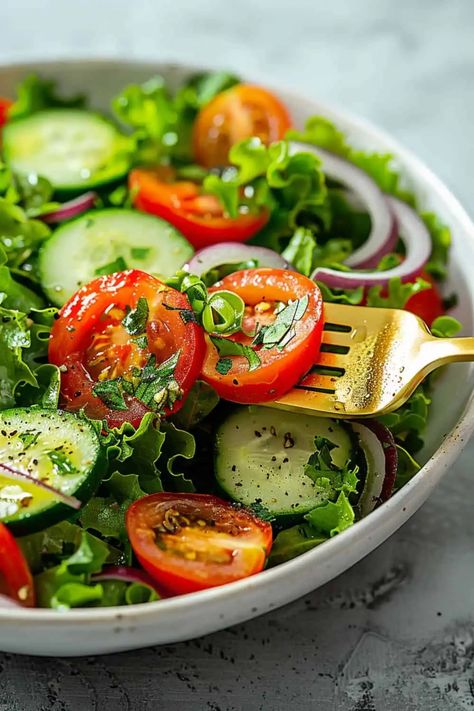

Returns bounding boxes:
[1,56,474,623]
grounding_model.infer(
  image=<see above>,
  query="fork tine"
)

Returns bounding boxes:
[321,331,353,349]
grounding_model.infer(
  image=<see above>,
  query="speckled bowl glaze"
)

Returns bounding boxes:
[1,59,473,657]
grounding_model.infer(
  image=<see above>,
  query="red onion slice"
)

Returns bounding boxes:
[289,142,398,269]
[92,566,162,594]
[41,192,97,224]
[184,242,291,276]
[351,420,397,516]
[311,197,431,289]
[0,462,81,511]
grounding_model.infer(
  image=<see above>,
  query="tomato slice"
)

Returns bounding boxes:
[193,84,292,167]
[0,98,12,130]
[48,270,206,428]
[126,493,272,595]
[130,166,268,250]
[0,523,35,607]
[201,268,324,403]
[405,272,445,325]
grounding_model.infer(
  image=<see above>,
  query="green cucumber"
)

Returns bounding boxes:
[38,208,194,305]
[2,109,133,193]
[0,408,105,535]
[214,406,354,522]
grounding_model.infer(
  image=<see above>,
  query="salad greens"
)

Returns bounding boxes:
[0,70,461,608]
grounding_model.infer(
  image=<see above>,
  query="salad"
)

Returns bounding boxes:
[0,71,460,610]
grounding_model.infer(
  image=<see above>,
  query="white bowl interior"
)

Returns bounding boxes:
[0,59,473,656]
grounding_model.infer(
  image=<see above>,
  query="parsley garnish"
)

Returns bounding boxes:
[47,450,76,475]
[95,256,128,276]
[247,501,276,523]
[133,334,148,349]
[92,379,128,411]
[134,351,182,411]
[210,336,260,372]
[122,297,149,336]
[216,357,232,375]
[252,295,309,350]
[131,246,151,260]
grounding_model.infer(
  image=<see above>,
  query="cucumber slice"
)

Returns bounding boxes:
[38,208,194,306]
[214,406,354,521]
[2,109,132,193]
[0,408,105,535]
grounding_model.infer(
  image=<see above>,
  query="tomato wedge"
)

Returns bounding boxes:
[0,98,12,130]
[0,523,35,607]
[48,270,205,428]
[126,493,272,595]
[201,268,324,403]
[130,166,268,250]
[193,84,292,167]
[405,272,445,326]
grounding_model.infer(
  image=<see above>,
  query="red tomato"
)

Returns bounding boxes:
[201,268,324,403]
[126,493,273,595]
[130,166,268,250]
[193,84,292,167]
[404,272,444,325]
[0,523,35,607]
[0,98,12,129]
[48,270,205,428]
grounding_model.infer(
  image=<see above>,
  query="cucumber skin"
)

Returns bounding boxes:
[3,111,133,195]
[0,410,107,536]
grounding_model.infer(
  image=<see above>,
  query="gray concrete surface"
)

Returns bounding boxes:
[1,0,474,708]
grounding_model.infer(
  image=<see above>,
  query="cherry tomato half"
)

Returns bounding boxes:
[130,166,268,251]
[201,268,324,403]
[0,98,12,130]
[193,84,292,167]
[0,523,35,607]
[405,272,444,326]
[48,270,205,428]
[126,493,273,595]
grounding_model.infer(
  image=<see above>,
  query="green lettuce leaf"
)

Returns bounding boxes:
[34,530,110,609]
[366,276,430,309]
[8,74,86,120]
[80,471,147,542]
[112,71,239,164]
[0,197,50,275]
[203,138,329,250]
[287,115,414,204]
[171,379,219,430]
[431,315,462,338]
[304,490,355,536]
[159,422,196,492]
[268,524,326,566]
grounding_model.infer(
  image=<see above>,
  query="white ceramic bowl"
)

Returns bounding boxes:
[1,59,473,657]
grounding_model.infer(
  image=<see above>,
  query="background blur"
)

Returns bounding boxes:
[1,0,473,210]
[1,1,474,709]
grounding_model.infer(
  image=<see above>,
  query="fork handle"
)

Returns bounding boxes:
[423,336,474,368]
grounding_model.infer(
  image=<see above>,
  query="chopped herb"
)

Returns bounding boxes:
[47,450,76,475]
[92,379,128,411]
[131,246,152,260]
[19,431,40,449]
[94,256,128,276]
[133,334,148,349]
[252,295,309,350]
[134,351,181,411]
[122,297,149,336]
[216,357,232,375]
[179,309,197,325]
[247,501,276,523]
[210,336,261,372]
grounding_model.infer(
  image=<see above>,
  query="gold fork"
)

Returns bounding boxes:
[269,302,474,418]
